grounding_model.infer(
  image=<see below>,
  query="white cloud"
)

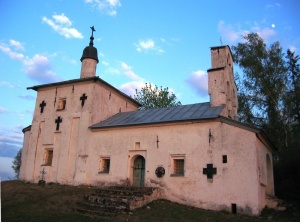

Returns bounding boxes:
[23,54,59,83]
[0,40,61,83]
[119,81,144,97]
[9,40,25,51]
[84,0,121,16]
[105,67,120,75]
[0,81,15,88]
[118,61,146,96]
[52,14,72,26]
[139,39,155,49]
[186,70,208,97]
[218,20,241,43]
[218,20,277,44]
[121,62,144,81]
[102,60,110,66]
[42,13,83,39]
[251,26,276,42]
[266,3,281,9]
[0,44,25,61]
[0,107,8,113]
[135,39,164,54]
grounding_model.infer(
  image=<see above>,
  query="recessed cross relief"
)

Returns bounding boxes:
[203,164,217,179]
[55,116,62,131]
[39,100,46,113]
[80,93,88,107]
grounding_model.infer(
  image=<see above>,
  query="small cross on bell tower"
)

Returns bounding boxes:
[80,26,99,79]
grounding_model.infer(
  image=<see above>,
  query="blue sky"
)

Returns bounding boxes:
[0,0,299,180]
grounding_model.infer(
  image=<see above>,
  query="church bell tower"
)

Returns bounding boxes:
[208,45,238,120]
[80,26,99,78]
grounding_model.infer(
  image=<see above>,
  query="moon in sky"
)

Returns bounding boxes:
[271,24,275,28]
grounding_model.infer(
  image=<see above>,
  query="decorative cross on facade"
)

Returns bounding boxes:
[203,164,217,179]
[80,93,88,107]
[39,100,46,113]
[55,116,62,131]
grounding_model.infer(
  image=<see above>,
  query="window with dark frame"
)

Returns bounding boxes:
[99,158,110,174]
[57,98,66,111]
[174,159,184,174]
[223,155,227,163]
[171,158,185,176]
[43,149,53,166]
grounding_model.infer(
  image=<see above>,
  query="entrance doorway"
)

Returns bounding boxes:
[133,156,145,187]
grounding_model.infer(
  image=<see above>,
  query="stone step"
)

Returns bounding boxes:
[85,193,144,203]
[266,195,286,211]
[83,196,131,208]
[94,187,154,197]
[74,186,163,218]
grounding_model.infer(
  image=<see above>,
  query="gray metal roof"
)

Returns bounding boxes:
[90,102,224,129]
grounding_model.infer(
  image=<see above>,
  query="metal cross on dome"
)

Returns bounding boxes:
[90,26,95,37]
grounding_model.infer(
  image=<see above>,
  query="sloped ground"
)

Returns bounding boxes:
[1,180,300,222]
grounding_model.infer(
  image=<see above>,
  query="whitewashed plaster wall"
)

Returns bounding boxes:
[19,79,138,184]
[86,120,268,215]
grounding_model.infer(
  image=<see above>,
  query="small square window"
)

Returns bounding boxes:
[99,157,110,174]
[170,155,185,176]
[43,149,53,166]
[135,142,140,149]
[223,155,227,163]
[57,98,66,111]
[174,159,184,174]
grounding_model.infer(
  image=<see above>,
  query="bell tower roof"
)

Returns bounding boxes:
[80,26,99,63]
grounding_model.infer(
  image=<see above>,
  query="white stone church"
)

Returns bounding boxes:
[19,30,275,215]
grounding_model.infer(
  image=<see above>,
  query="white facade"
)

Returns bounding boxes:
[19,44,275,215]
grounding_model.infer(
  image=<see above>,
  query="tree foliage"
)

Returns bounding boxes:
[12,149,22,179]
[232,33,300,200]
[232,33,288,150]
[134,83,182,110]
[285,49,300,126]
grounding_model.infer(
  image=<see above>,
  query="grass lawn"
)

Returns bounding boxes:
[1,180,299,221]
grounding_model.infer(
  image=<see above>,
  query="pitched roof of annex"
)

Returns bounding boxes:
[90,102,224,129]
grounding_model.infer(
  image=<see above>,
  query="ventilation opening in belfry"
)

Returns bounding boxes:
[231,203,237,214]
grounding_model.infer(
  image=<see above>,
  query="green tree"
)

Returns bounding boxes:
[285,49,300,126]
[12,149,22,179]
[232,33,300,200]
[134,83,181,110]
[231,33,288,150]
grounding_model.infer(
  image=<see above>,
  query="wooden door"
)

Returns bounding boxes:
[133,156,145,187]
